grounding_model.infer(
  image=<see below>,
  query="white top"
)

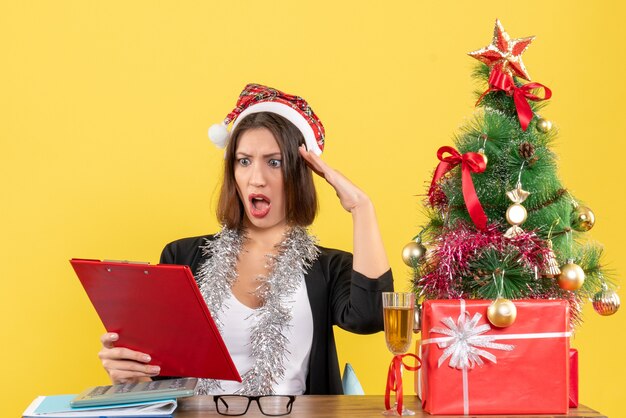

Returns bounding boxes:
[215,273,314,395]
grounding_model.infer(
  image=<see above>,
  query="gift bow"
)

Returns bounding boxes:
[429,311,514,369]
[428,146,487,230]
[385,353,421,415]
[477,67,552,131]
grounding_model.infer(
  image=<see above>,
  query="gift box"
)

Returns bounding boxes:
[569,348,579,408]
[419,299,570,415]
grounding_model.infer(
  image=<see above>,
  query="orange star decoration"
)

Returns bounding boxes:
[468,19,535,80]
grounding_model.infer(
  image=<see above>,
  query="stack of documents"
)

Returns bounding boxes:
[23,378,198,417]
[22,395,177,417]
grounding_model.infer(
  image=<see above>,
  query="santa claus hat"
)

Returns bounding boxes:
[208,83,325,155]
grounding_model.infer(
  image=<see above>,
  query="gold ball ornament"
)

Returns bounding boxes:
[421,249,440,275]
[592,285,620,316]
[478,148,488,167]
[571,205,595,232]
[413,303,422,333]
[536,118,553,133]
[402,240,427,266]
[506,203,528,225]
[557,260,585,291]
[487,298,517,328]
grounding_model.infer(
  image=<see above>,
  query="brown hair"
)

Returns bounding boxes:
[217,112,318,229]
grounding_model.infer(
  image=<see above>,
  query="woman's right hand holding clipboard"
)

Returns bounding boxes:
[98,332,161,384]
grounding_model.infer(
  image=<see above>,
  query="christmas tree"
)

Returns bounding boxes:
[406,19,620,327]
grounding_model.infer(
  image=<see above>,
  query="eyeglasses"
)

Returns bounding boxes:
[213,395,296,416]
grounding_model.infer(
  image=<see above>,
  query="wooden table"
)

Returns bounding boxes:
[175,395,606,417]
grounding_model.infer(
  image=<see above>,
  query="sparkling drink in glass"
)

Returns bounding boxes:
[383,303,414,355]
[382,292,415,416]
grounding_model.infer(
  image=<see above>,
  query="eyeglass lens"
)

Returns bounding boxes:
[258,396,294,415]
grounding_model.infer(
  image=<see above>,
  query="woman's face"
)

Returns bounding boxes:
[234,127,287,232]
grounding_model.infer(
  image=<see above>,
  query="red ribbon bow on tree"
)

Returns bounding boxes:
[385,353,421,415]
[477,67,552,131]
[428,146,488,230]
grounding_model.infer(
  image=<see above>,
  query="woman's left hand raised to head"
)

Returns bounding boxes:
[299,145,390,277]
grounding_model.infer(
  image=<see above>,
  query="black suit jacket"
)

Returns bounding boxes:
[160,234,394,394]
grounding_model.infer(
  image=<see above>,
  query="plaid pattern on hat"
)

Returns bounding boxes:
[210,83,325,155]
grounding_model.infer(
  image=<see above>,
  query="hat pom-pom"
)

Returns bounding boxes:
[208,123,229,148]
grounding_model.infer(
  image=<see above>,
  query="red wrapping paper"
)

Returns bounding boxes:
[419,299,570,415]
[569,348,579,408]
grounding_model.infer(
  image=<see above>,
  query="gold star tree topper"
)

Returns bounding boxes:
[468,19,535,80]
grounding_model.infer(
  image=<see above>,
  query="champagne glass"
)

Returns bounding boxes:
[382,292,415,416]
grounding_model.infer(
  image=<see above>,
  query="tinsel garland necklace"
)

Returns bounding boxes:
[194,226,320,395]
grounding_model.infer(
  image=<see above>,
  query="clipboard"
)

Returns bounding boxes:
[70,258,241,382]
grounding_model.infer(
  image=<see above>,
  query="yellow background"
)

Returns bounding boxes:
[1,1,624,416]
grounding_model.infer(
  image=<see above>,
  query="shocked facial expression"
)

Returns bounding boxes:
[234,127,287,232]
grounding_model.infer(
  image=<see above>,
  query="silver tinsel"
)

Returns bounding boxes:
[194,226,319,395]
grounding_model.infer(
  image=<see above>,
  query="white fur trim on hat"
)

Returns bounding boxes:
[232,102,322,156]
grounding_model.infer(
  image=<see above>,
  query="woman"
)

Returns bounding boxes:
[98,84,393,395]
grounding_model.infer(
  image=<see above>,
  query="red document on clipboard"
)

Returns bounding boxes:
[70,258,241,382]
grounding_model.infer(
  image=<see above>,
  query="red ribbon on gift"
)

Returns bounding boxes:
[385,353,421,415]
[428,146,488,230]
[476,67,552,131]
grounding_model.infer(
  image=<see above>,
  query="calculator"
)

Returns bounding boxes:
[70,378,198,407]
